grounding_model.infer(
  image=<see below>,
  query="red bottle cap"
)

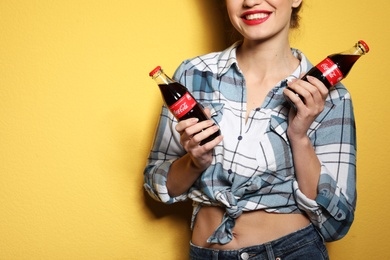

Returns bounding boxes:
[358,40,369,53]
[149,66,162,77]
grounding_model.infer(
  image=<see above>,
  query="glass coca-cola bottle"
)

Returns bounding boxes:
[149,66,221,145]
[285,40,370,110]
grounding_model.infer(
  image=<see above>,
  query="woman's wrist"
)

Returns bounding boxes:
[287,131,311,147]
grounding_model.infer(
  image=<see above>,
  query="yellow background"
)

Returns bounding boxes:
[1,0,389,259]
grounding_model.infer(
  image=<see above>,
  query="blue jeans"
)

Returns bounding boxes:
[189,224,329,260]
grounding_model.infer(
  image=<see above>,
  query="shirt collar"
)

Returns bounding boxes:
[217,41,242,78]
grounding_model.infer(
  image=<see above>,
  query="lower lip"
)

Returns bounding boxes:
[242,15,270,26]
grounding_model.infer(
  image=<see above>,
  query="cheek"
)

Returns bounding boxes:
[225,2,240,24]
[226,9,236,24]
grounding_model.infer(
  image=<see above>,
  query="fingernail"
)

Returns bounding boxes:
[287,78,297,84]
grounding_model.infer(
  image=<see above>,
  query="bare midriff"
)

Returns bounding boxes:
[191,206,310,250]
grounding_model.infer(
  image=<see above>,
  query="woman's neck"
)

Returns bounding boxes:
[236,39,299,80]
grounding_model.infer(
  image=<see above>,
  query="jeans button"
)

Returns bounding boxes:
[240,252,249,260]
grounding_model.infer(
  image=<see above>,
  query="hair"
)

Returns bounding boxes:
[290,5,302,29]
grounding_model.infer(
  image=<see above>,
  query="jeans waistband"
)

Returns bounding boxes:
[190,224,326,259]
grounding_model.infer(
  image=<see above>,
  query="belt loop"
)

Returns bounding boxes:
[265,243,275,259]
[212,249,219,260]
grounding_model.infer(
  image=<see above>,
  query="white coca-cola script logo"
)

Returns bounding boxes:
[321,63,338,79]
[173,102,189,116]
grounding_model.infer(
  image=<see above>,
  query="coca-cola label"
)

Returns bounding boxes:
[316,58,344,86]
[169,92,196,119]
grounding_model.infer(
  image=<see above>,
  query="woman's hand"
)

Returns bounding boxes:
[283,75,328,140]
[175,108,223,172]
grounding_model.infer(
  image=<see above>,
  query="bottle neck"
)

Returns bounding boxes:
[341,42,368,56]
[151,70,174,85]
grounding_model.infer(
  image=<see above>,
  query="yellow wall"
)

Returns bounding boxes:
[0,0,389,259]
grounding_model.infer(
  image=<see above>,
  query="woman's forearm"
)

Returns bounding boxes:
[166,153,205,197]
[289,136,321,200]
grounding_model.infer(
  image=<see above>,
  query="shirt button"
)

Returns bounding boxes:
[228,169,233,174]
[240,252,249,260]
[238,135,243,141]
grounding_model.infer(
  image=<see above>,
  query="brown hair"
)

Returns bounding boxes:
[290,5,302,29]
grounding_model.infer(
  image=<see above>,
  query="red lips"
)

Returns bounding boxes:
[241,10,271,26]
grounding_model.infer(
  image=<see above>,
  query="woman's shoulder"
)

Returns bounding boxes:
[174,42,240,76]
[179,51,223,72]
[327,82,352,107]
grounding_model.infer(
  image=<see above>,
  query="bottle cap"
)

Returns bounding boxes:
[149,66,162,77]
[358,40,369,53]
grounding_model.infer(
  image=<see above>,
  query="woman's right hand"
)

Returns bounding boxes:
[175,108,223,172]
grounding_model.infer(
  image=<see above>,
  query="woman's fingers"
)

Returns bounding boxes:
[189,121,219,144]
[175,118,199,134]
[285,76,328,113]
[305,76,328,100]
[175,118,220,147]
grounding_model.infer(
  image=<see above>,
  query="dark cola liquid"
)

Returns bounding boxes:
[303,54,361,88]
[286,54,361,109]
[159,82,221,145]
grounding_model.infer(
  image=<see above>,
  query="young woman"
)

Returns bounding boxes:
[144,0,356,259]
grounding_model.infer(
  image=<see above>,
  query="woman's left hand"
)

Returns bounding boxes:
[283,75,328,139]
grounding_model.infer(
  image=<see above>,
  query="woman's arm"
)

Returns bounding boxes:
[167,115,222,197]
[144,106,223,201]
[284,77,357,241]
[288,135,321,200]
[284,75,328,199]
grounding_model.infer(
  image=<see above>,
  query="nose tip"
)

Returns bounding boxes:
[243,0,263,8]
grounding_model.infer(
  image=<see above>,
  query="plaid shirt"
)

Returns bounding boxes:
[144,42,357,245]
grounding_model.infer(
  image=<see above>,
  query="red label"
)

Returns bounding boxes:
[316,58,344,86]
[169,92,196,119]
